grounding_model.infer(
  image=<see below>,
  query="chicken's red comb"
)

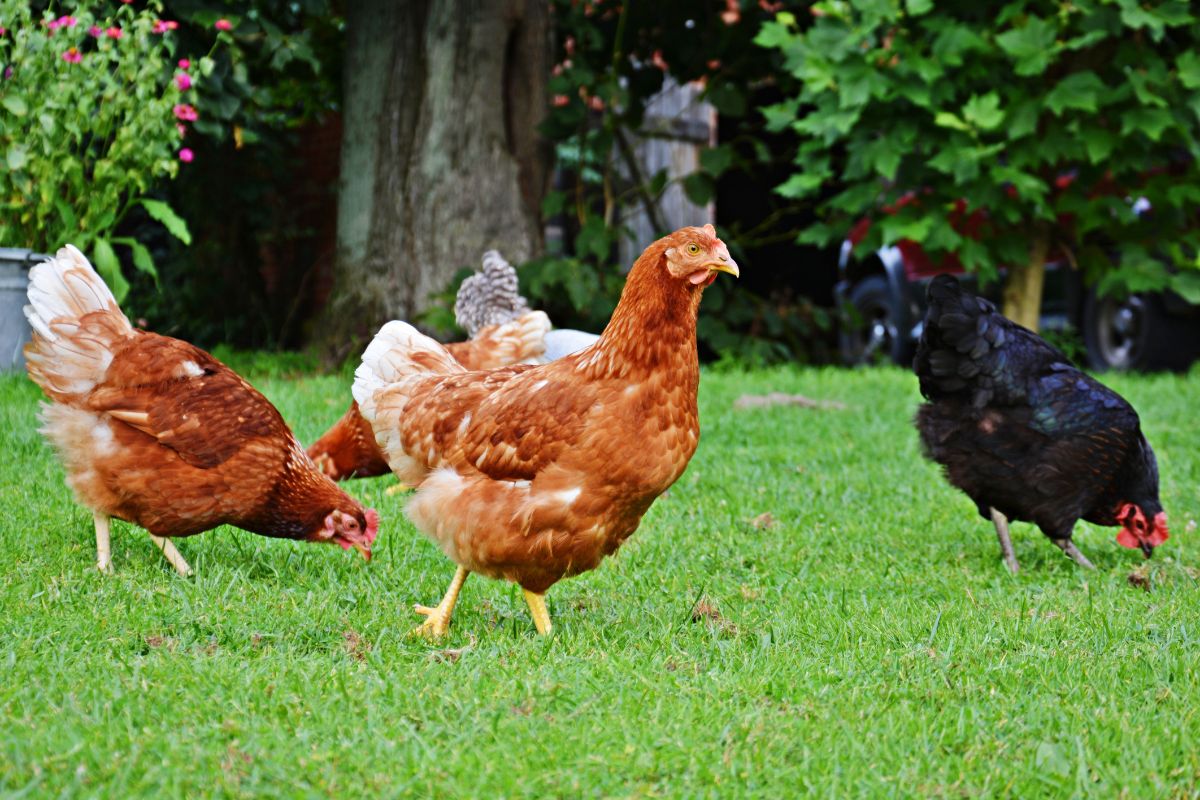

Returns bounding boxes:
[364,508,380,543]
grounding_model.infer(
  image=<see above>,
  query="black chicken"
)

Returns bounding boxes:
[913,275,1168,572]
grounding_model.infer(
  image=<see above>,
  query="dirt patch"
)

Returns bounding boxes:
[691,597,739,637]
[734,392,846,411]
[749,512,777,530]
[343,630,371,661]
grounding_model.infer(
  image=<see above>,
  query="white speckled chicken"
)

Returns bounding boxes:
[455,249,600,361]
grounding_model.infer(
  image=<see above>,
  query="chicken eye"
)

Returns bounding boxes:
[685,243,701,255]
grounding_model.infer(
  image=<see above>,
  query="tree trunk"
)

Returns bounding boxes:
[1002,225,1051,333]
[314,0,552,360]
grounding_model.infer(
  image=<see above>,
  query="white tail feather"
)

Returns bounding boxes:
[352,321,465,423]
[23,245,134,398]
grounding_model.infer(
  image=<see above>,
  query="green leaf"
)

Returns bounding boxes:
[1121,108,1175,141]
[1080,127,1118,163]
[1007,99,1040,138]
[113,237,159,283]
[128,240,159,282]
[6,146,27,171]
[53,198,78,232]
[775,170,827,199]
[706,83,747,117]
[1178,52,1200,90]
[754,20,794,50]
[762,100,799,132]
[934,111,970,131]
[1171,270,1200,305]
[1044,72,1107,115]
[995,17,1057,76]
[683,173,716,205]
[139,199,192,245]
[962,93,1004,130]
[2,96,28,117]
[700,145,734,178]
[932,24,986,66]
[905,0,933,16]
[92,239,129,303]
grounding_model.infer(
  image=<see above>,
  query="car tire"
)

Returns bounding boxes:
[1082,289,1199,371]
[839,275,914,366]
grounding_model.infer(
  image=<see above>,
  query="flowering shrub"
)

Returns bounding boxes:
[0,2,199,301]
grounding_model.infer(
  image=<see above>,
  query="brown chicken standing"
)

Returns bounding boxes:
[352,225,738,636]
[307,311,550,481]
[24,245,379,575]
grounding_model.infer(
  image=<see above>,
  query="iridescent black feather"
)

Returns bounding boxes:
[913,275,1161,542]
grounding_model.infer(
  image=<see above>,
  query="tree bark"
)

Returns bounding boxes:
[315,0,552,360]
[1002,225,1050,333]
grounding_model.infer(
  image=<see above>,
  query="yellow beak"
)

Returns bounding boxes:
[706,258,740,278]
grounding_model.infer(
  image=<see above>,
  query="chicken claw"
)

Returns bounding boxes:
[523,590,553,636]
[409,566,469,639]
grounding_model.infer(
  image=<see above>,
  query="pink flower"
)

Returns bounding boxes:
[88,25,102,37]
[62,47,82,63]
[178,58,190,70]
[3,67,11,79]
[552,94,569,107]
[175,73,192,90]
[214,18,232,31]
[57,16,78,29]
[152,19,178,34]
[172,103,198,121]
[0,27,9,36]
[179,148,194,163]
[105,27,123,39]
[120,0,133,4]
[177,123,188,137]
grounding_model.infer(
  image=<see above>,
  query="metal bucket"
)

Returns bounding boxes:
[0,248,48,371]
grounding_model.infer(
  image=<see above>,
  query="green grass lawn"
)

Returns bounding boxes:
[2,361,1198,797]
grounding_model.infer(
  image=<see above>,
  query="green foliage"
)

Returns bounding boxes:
[165,0,342,146]
[3,364,1200,794]
[535,0,831,363]
[0,1,196,300]
[758,1,1200,300]
[122,0,344,350]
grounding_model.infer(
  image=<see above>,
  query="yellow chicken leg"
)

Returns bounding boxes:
[523,590,553,635]
[411,566,469,639]
[149,534,193,577]
[94,512,113,574]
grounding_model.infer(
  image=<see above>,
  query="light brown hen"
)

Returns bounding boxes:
[352,225,737,636]
[307,311,550,480]
[24,245,379,575]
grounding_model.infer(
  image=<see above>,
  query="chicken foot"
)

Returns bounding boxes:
[989,508,1019,574]
[150,535,194,577]
[411,566,469,639]
[1053,538,1095,570]
[95,513,113,574]
[523,590,553,636]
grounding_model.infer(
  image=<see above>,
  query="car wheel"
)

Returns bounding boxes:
[839,275,913,366]
[1082,290,1197,371]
